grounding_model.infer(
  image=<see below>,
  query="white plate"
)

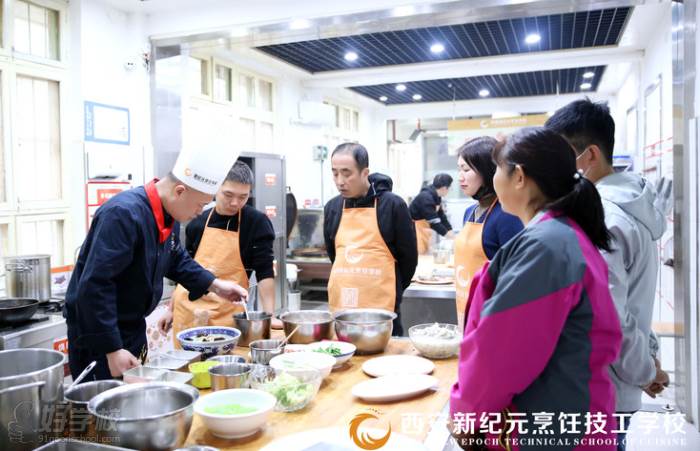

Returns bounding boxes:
[260,426,427,451]
[362,355,435,378]
[352,374,438,402]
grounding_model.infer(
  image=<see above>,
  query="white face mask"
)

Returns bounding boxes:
[575,148,591,178]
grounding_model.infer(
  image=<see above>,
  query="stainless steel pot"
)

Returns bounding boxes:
[233,311,271,347]
[88,382,199,451]
[4,255,52,302]
[0,349,66,450]
[64,380,125,439]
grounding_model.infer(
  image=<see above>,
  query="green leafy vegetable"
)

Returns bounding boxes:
[313,345,342,356]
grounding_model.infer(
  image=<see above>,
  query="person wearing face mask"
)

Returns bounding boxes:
[409,173,455,254]
[454,137,523,327]
[64,147,248,380]
[546,99,672,450]
[324,143,418,336]
[450,127,621,450]
[160,161,282,343]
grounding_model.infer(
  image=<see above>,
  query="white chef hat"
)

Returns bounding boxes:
[172,146,240,195]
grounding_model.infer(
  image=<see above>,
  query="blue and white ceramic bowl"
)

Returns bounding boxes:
[177,326,241,359]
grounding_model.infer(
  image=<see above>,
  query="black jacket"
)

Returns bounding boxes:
[323,173,418,302]
[185,205,275,281]
[409,185,452,236]
[64,187,215,355]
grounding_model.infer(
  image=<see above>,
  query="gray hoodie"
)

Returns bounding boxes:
[597,172,666,412]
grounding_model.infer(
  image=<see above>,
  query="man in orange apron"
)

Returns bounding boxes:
[159,162,281,343]
[324,143,418,336]
[409,174,455,254]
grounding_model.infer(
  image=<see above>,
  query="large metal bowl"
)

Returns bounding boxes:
[87,382,199,451]
[279,310,333,344]
[233,311,271,347]
[333,309,397,354]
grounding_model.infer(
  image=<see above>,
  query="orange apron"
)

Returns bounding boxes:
[454,200,497,323]
[414,219,432,255]
[328,199,397,312]
[171,210,250,346]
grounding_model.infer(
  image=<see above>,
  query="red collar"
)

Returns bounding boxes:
[145,179,173,244]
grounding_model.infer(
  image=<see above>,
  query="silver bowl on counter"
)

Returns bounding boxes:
[279,310,334,344]
[249,339,286,365]
[207,355,246,365]
[208,363,255,391]
[87,382,199,451]
[233,311,271,346]
[333,309,397,354]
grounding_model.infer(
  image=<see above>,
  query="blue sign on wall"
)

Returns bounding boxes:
[84,101,130,145]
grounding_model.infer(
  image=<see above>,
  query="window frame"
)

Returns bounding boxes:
[14,211,71,265]
[211,58,235,105]
[8,0,69,68]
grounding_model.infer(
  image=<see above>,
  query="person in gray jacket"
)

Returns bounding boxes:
[546,99,672,451]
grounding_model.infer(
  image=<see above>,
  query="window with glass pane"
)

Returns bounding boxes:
[187,57,209,96]
[13,1,60,60]
[239,75,255,108]
[353,111,359,132]
[258,122,274,152]
[15,76,62,202]
[17,217,64,265]
[258,80,273,112]
[0,75,5,204]
[342,108,352,130]
[0,223,8,277]
[240,118,255,150]
[334,105,340,128]
[214,64,232,102]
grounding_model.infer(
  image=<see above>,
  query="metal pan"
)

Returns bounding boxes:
[0,297,39,324]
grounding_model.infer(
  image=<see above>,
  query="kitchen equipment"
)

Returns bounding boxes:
[233,311,271,347]
[68,360,97,391]
[122,366,167,384]
[408,323,461,359]
[176,326,241,359]
[0,348,66,450]
[208,363,254,391]
[279,310,333,344]
[64,380,125,438]
[160,371,194,385]
[351,374,438,402]
[4,255,52,302]
[164,349,201,363]
[249,339,286,365]
[88,382,199,451]
[361,355,435,378]
[34,438,134,450]
[207,355,246,365]
[285,187,298,239]
[333,309,396,354]
[249,365,322,412]
[306,341,356,368]
[0,298,40,324]
[193,388,276,439]
[0,312,67,350]
[145,354,191,371]
[188,361,222,389]
[269,352,335,379]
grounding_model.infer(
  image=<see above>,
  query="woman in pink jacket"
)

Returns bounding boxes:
[450,127,622,451]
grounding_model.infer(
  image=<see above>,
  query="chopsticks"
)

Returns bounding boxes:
[138,344,148,365]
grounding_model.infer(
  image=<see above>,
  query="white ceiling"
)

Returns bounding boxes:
[97,0,240,13]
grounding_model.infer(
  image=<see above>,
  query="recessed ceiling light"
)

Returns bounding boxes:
[344,51,358,62]
[479,89,490,97]
[289,19,313,30]
[582,71,595,79]
[525,33,541,44]
[395,84,407,92]
[412,94,422,101]
[379,96,388,102]
[580,82,592,90]
[430,43,445,54]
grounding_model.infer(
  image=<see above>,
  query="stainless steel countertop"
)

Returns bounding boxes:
[404,282,456,300]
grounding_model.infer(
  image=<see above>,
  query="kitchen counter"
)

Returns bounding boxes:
[400,255,458,329]
[184,333,458,450]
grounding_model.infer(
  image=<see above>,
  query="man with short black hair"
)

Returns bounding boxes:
[160,160,282,338]
[546,98,672,451]
[65,148,247,380]
[324,143,418,335]
[409,173,455,253]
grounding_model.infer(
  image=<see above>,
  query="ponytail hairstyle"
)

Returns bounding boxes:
[492,127,611,251]
[457,136,503,201]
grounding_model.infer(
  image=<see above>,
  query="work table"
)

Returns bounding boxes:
[184,335,458,450]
